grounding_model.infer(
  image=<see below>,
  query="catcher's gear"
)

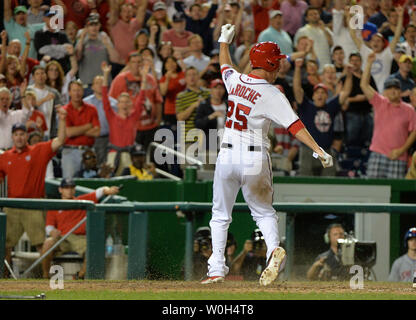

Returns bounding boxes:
[404,227,416,249]
[249,41,287,72]
[313,147,333,168]
[218,24,235,44]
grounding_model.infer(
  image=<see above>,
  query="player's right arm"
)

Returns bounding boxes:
[218,24,236,67]
[294,128,330,162]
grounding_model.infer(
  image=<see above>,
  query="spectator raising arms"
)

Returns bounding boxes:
[360,51,416,179]
[0,105,67,278]
[348,5,404,93]
[108,0,147,65]
[102,61,147,176]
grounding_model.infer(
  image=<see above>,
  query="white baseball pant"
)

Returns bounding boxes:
[207,145,280,277]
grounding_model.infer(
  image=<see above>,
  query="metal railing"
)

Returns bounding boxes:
[3,199,416,281]
[147,142,204,169]
[0,198,146,280]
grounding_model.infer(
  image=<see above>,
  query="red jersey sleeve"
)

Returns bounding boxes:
[76,191,98,203]
[102,86,117,121]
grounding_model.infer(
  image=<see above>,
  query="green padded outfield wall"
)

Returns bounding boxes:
[46,176,416,279]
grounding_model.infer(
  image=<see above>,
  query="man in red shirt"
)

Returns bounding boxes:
[109,52,163,151]
[0,106,67,276]
[102,62,146,176]
[161,12,193,57]
[41,178,119,279]
[62,80,100,178]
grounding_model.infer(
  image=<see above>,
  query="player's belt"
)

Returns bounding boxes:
[221,143,261,152]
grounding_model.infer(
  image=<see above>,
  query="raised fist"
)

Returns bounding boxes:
[218,24,235,44]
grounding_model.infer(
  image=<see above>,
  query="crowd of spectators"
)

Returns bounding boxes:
[1,0,416,180]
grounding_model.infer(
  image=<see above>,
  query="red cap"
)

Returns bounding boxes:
[210,78,224,88]
[313,83,328,94]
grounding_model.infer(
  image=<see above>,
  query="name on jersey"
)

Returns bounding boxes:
[229,84,261,105]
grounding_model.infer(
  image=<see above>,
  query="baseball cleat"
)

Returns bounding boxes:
[259,247,287,286]
[200,276,225,284]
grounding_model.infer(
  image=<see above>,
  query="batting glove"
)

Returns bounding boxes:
[313,147,333,168]
[218,24,235,44]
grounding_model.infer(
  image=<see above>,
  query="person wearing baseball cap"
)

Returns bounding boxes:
[146,1,171,45]
[293,56,353,177]
[200,24,339,286]
[3,2,45,60]
[120,144,156,180]
[258,10,293,56]
[0,103,67,277]
[349,5,405,93]
[42,180,119,279]
[388,227,416,282]
[161,12,193,50]
[361,51,416,179]
[386,54,415,103]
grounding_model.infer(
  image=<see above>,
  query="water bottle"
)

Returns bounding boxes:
[105,234,114,258]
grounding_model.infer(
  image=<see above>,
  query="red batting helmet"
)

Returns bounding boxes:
[250,42,287,72]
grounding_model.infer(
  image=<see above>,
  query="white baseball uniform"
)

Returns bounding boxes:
[207,64,305,277]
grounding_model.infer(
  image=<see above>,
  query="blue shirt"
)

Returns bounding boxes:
[298,96,341,149]
[4,19,44,59]
[83,94,118,137]
[368,12,388,29]
[258,27,293,55]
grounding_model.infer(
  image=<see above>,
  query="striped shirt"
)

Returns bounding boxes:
[175,88,210,143]
[273,124,300,157]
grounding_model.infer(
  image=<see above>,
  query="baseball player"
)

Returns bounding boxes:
[201,24,333,286]
[388,227,416,282]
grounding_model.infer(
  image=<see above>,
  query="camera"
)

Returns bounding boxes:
[337,233,377,268]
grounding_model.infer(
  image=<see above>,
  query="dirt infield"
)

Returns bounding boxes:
[0,279,415,296]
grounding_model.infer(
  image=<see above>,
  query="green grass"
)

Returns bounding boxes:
[1,279,415,300]
[1,290,415,300]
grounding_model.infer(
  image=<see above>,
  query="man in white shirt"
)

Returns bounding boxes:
[348,5,404,92]
[27,65,62,139]
[0,87,33,150]
[294,6,333,72]
[183,34,211,74]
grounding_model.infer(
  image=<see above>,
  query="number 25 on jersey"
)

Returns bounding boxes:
[225,100,252,131]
